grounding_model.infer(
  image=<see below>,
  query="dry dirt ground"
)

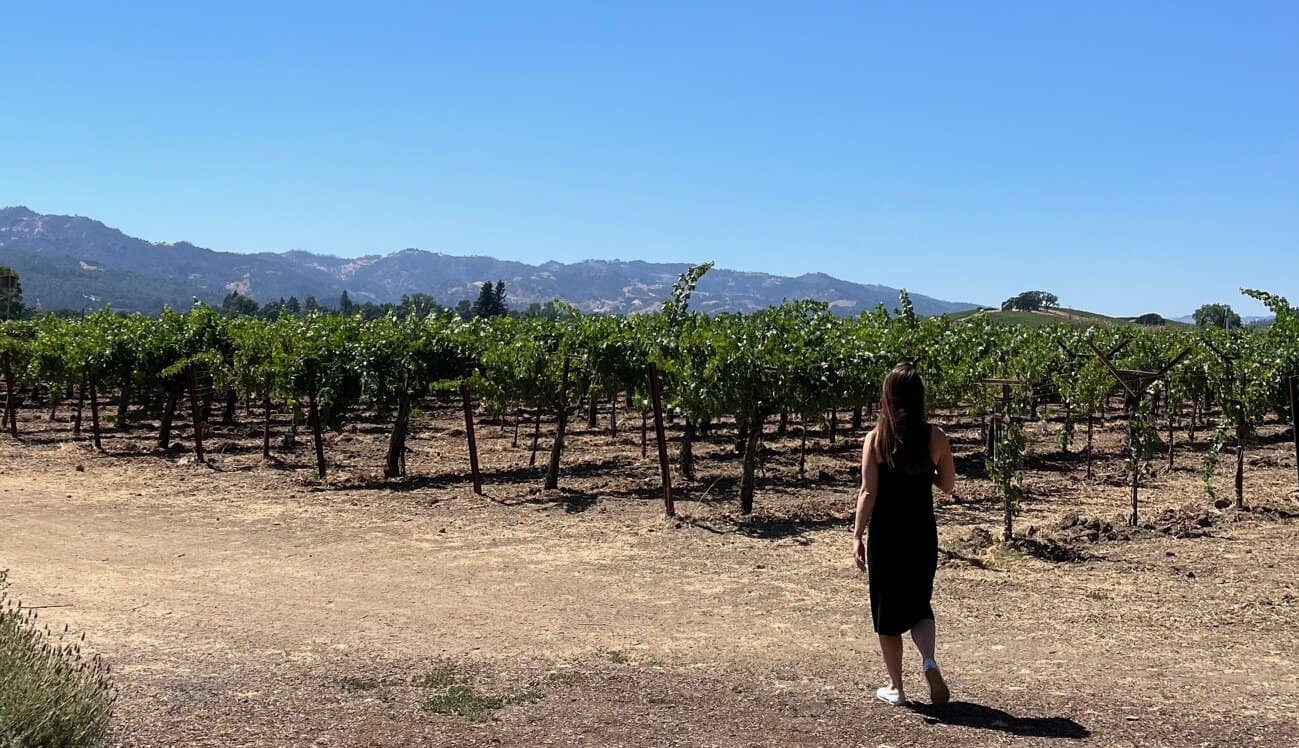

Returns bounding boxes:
[2,400,1298,747]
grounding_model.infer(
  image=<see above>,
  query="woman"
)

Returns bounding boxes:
[852,362,956,706]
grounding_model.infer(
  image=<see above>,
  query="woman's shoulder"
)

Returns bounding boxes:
[927,423,951,451]
[862,429,879,460]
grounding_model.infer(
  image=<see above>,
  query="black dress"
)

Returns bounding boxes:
[867,433,938,636]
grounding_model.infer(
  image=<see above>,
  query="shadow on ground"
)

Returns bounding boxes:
[912,701,1090,739]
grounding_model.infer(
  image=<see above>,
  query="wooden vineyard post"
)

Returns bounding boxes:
[529,411,542,467]
[648,363,674,517]
[461,383,483,495]
[738,409,762,515]
[73,382,83,437]
[2,351,17,438]
[798,417,807,479]
[1167,407,1175,472]
[307,390,326,478]
[992,415,1012,542]
[185,366,205,462]
[262,394,272,460]
[1290,376,1298,489]
[1128,416,1140,527]
[544,356,571,490]
[88,379,102,452]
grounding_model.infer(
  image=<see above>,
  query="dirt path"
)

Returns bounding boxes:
[5,454,1298,747]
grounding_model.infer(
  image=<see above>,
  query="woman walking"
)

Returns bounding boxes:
[853,363,956,706]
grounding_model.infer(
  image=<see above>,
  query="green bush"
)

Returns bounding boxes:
[0,570,115,747]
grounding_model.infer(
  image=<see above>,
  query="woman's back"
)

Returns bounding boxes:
[870,424,936,528]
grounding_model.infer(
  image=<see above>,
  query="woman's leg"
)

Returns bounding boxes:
[910,618,936,663]
[879,634,905,690]
[911,618,950,704]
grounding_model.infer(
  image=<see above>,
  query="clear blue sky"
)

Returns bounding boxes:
[2,1,1295,317]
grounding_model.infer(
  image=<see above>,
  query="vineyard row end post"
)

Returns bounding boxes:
[648,363,674,518]
[1290,375,1298,490]
[461,382,483,495]
[186,365,205,462]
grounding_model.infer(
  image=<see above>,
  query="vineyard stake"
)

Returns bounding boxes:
[88,378,102,452]
[73,382,83,437]
[1086,414,1094,479]
[530,411,541,467]
[2,351,17,437]
[1290,375,1298,489]
[262,394,272,460]
[307,390,325,478]
[648,363,674,517]
[186,366,205,462]
[544,356,571,490]
[1167,402,1175,472]
[461,383,483,495]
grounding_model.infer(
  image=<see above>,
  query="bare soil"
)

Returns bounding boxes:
[2,400,1298,747]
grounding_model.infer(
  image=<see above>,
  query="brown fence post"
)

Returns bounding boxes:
[186,366,205,462]
[544,356,572,491]
[648,363,674,517]
[1290,375,1298,489]
[307,390,326,478]
[461,383,483,495]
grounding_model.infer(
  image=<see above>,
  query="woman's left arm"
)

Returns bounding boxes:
[930,426,956,495]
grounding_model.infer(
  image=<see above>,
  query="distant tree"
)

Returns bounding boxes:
[472,282,494,317]
[1001,291,1060,312]
[0,266,25,320]
[455,299,473,320]
[220,291,261,317]
[304,295,320,313]
[1133,313,1166,326]
[338,290,354,315]
[356,301,395,321]
[471,280,508,318]
[522,301,562,320]
[398,293,441,317]
[258,298,284,319]
[284,296,302,315]
[1193,303,1241,330]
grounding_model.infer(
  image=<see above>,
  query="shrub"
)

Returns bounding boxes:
[0,570,115,747]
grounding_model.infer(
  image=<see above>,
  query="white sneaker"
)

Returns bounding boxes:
[922,660,950,705]
[875,685,907,706]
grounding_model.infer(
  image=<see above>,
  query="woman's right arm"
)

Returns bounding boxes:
[853,432,879,571]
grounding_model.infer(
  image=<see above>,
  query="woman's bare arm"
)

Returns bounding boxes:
[930,426,956,495]
[853,431,879,570]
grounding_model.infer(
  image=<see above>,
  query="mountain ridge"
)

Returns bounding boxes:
[0,206,981,316]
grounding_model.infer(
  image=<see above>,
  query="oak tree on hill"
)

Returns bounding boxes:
[1001,291,1059,312]
[1193,303,1241,330]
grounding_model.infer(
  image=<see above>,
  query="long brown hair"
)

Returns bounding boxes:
[875,362,929,469]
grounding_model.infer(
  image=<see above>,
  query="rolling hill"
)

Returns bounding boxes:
[949,307,1194,328]
[0,207,980,316]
